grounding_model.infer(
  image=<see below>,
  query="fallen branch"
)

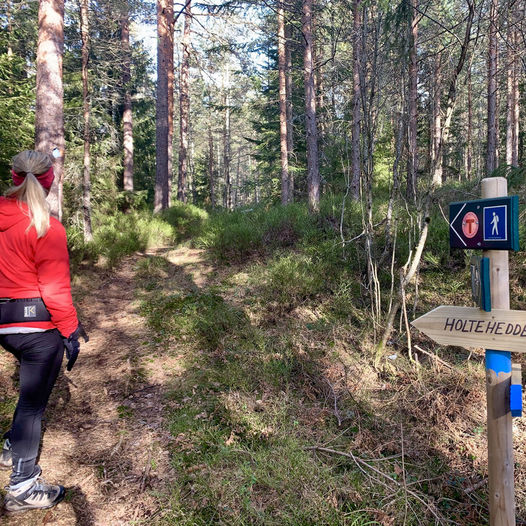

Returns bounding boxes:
[414,345,453,370]
[307,445,447,524]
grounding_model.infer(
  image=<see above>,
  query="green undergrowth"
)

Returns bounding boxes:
[67,202,208,271]
[138,274,385,525]
[69,176,526,523]
[136,257,493,524]
[134,185,509,524]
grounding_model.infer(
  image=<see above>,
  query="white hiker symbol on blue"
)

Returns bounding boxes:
[491,211,499,235]
[483,205,507,242]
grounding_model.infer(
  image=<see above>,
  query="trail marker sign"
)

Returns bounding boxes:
[449,196,519,251]
[414,178,520,525]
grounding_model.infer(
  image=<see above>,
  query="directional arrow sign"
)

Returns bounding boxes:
[412,306,526,353]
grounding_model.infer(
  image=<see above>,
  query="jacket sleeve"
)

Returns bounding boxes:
[34,220,78,337]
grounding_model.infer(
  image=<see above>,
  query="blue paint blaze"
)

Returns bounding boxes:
[485,349,512,375]
[510,384,522,418]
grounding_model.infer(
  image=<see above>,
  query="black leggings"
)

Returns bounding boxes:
[0,330,64,485]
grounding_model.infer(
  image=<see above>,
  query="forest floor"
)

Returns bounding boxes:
[0,246,209,525]
[1,238,526,525]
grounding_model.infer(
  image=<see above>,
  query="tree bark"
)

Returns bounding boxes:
[506,3,519,168]
[154,0,173,212]
[80,0,92,240]
[208,125,215,207]
[431,0,474,186]
[430,55,442,185]
[487,0,498,175]
[6,0,13,57]
[121,10,134,192]
[285,20,294,200]
[35,0,65,220]
[302,0,320,213]
[406,0,418,202]
[350,0,362,200]
[278,1,290,205]
[178,0,191,203]
[466,65,472,179]
[223,65,232,210]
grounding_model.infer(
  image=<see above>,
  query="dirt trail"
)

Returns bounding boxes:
[0,247,210,525]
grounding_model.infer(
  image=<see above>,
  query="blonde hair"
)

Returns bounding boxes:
[7,150,53,238]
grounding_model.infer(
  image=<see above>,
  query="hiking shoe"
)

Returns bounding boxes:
[0,439,11,470]
[4,472,65,513]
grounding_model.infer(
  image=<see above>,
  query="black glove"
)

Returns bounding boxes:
[64,323,89,371]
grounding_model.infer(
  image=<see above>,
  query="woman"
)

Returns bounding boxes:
[0,150,85,513]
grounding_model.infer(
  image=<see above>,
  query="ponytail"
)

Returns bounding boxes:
[7,151,52,238]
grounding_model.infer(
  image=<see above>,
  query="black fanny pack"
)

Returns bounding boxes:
[0,298,51,324]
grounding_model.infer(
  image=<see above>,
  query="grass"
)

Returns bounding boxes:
[67,202,208,272]
[67,178,526,523]
[135,199,494,525]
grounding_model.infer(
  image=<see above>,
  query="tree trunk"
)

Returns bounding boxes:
[167,8,174,206]
[487,0,498,175]
[6,0,13,57]
[285,20,294,200]
[406,0,418,202]
[506,3,519,168]
[121,10,134,192]
[235,147,241,208]
[430,56,442,185]
[208,125,215,207]
[350,0,362,200]
[80,0,92,240]
[466,65,472,179]
[303,0,320,213]
[223,66,232,210]
[431,0,474,186]
[278,1,290,205]
[154,0,173,212]
[35,0,65,220]
[178,0,191,203]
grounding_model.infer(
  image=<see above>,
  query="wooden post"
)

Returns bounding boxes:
[482,177,515,525]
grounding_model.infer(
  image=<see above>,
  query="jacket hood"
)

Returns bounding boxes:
[0,197,29,232]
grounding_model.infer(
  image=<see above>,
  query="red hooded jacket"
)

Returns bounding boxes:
[0,196,78,337]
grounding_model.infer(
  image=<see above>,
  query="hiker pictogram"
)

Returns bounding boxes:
[484,204,507,241]
[491,212,499,235]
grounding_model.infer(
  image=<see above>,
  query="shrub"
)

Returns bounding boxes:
[162,201,208,241]
[68,210,176,271]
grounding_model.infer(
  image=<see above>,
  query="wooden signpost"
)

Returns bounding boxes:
[412,177,520,525]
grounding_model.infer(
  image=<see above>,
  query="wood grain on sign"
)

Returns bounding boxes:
[411,306,526,353]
